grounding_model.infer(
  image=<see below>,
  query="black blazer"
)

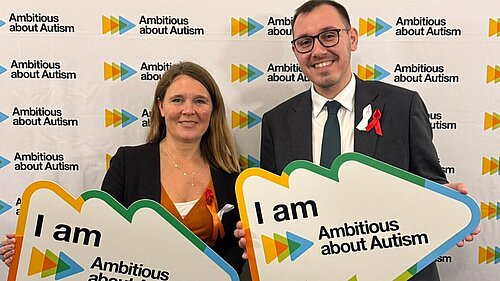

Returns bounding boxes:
[260,76,446,281]
[101,143,245,274]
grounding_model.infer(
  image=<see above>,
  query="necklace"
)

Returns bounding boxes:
[160,142,205,188]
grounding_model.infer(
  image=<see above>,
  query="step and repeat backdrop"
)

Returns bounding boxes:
[0,0,498,280]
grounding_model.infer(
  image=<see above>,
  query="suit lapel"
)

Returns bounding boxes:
[289,90,313,162]
[354,77,385,157]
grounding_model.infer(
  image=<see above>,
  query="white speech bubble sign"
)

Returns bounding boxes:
[8,181,239,281]
[237,152,480,281]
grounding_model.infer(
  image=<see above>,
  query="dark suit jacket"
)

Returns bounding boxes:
[101,143,245,274]
[260,76,446,280]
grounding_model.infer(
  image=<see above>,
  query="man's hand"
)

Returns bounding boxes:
[445,182,481,247]
[234,221,248,259]
[1,233,16,267]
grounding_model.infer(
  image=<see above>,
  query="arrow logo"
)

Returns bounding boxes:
[359,17,392,37]
[28,247,84,279]
[232,110,261,129]
[0,111,9,124]
[239,155,260,169]
[0,200,12,216]
[480,202,499,220]
[105,109,138,128]
[484,112,500,130]
[231,64,263,82]
[231,17,264,36]
[0,19,5,28]
[102,16,135,35]
[0,155,11,169]
[489,18,500,37]
[482,157,499,175]
[478,246,500,264]
[104,62,137,81]
[0,65,7,76]
[262,231,314,264]
[486,65,500,84]
[358,64,390,81]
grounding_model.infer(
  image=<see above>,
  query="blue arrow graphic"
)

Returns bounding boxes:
[120,63,136,81]
[0,19,5,28]
[247,155,260,168]
[247,111,262,128]
[0,65,7,75]
[374,64,390,81]
[375,18,392,36]
[0,156,11,169]
[119,16,135,34]
[287,231,314,261]
[0,111,8,124]
[121,109,138,128]
[0,200,12,216]
[248,18,264,36]
[247,64,263,82]
[55,251,84,280]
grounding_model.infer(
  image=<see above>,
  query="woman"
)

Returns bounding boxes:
[1,61,245,273]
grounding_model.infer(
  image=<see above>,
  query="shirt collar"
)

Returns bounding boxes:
[311,73,356,118]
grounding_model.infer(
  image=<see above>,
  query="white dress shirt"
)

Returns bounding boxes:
[311,73,356,165]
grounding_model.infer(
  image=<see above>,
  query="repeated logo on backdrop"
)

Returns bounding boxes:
[486,65,500,84]
[104,109,138,128]
[5,13,75,33]
[489,18,500,37]
[358,18,392,37]
[232,111,261,129]
[478,246,500,264]
[480,202,499,220]
[484,112,500,130]
[102,16,135,35]
[482,157,499,175]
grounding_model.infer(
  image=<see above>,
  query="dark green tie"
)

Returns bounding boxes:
[320,101,341,168]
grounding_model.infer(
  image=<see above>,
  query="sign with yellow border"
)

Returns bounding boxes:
[236,153,480,280]
[8,181,239,281]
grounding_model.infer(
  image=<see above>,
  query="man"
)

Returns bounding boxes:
[236,1,478,280]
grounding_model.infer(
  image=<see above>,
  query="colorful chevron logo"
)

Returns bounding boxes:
[484,112,500,130]
[357,64,390,81]
[28,247,84,279]
[231,110,261,129]
[105,109,138,128]
[231,64,263,82]
[478,246,500,264]
[0,65,7,75]
[102,16,135,35]
[480,202,499,220]
[231,17,264,36]
[489,18,500,37]
[0,19,5,28]
[0,111,8,124]
[0,200,12,216]
[104,62,137,81]
[262,231,313,264]
[482,157,499,175]
[359,17,392,37]
[487,65,500,84]
[239,154,260,169]
[0,155,11,169]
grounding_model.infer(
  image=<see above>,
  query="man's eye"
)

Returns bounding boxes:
[298,38,312,47]
[321,32,337,41]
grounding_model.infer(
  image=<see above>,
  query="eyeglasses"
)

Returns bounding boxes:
[291,28,351,54]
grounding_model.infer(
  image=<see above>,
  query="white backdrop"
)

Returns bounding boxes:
[0,0,498,280]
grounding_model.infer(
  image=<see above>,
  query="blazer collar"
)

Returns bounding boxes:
[289,90,313,162]
[354,76,385,157]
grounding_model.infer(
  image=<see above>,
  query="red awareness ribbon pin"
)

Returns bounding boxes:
[365,108,383,136]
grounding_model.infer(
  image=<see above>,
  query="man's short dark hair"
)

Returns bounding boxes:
[291,0,351,33]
